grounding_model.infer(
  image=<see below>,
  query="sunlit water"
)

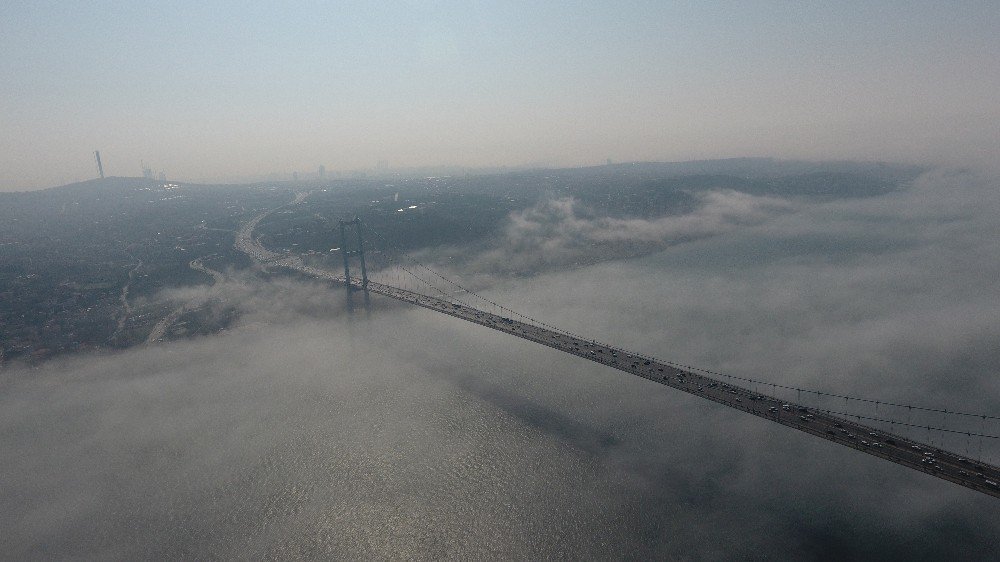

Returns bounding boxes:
[5,183,1000,558]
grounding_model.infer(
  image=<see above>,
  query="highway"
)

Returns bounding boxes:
[233,201,1000,499]
[233,191,312,265]
[354,278,1000,499]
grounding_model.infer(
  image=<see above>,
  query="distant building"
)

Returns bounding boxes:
[318,165,326,180]
[293,171,299,182]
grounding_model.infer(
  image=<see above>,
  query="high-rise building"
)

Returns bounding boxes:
[318,165,326,180]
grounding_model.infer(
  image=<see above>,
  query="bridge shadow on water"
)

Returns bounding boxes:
[452,376,746,508]
[454,377,623,457]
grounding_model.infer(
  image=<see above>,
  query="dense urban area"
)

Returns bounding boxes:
[0,159,918,365]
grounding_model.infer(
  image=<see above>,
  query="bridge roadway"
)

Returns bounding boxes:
[346,278,1000,499]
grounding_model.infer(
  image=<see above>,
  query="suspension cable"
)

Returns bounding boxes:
[365,236,459,304]
[805,407,1000,440]
[364,223,1000,424]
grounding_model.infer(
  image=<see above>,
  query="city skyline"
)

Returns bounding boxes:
[2,2,998,191]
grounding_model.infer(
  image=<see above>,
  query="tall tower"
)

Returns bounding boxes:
[94,151,105,179]
[339,217,368,290]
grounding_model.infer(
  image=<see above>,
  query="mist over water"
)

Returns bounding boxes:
[3,168,1000,558]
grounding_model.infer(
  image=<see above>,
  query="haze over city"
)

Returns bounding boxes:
[2,2,999,191]
[3,2,1000,559]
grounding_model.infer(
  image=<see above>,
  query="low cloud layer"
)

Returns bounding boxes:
[3,168,1000,558]
[459,190,795,275]
[481,170,1000,444]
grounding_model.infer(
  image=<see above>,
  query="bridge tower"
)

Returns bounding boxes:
[339,217,368,290]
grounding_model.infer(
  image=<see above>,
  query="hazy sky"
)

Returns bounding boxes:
[2,1,998,190]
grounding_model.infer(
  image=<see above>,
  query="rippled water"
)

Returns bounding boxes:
[5,212,1000,558]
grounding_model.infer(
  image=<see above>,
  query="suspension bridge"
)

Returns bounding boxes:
[235,197,1000,499]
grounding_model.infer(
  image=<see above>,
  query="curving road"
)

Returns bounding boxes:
[234,191,312,265]
[145,256,226,345]
[110,256,143,343]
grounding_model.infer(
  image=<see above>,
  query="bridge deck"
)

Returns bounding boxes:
[349,279,1000,499]
[236,198,998,499]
